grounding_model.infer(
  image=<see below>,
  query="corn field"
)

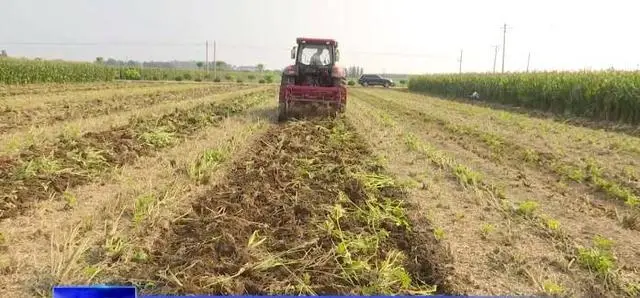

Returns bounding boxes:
[0,58,279,85]
[408,71,640,124]
[0,58,116,84]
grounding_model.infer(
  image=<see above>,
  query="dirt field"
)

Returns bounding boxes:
[0,82,638,297]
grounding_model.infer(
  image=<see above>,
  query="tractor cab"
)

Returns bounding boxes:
[286,38,342,87]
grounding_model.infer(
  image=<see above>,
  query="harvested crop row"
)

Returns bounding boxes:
[0,90,272,221]
[0,84,250,133]
[350,91,640,297]
[0,81,184,97]
[2,82,211,111]
[111,118,452,295]
[345,96,587,296]
[354,89,640,209]
[0,102,275,298]
[0,87,270,155]
[380,89,640,164]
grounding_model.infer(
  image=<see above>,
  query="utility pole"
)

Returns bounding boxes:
[458,49,463,74]
[205,41,209,73]
[213,40,217,79]
[492,45,499,73]
[501,23,508,73]
[526,52,531,72]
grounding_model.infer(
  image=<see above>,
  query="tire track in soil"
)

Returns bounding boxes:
[0,90,272,221]
[115,117,453,295]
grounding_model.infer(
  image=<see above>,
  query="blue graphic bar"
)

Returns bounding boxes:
[53,285,136,298]
[142,296,527,298]
[53,285,536,298]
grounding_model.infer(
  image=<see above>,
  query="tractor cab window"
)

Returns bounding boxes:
[299,45,331,66]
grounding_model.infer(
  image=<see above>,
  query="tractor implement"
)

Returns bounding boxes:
[278,37,347,121]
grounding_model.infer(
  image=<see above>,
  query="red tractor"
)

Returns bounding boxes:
[278,37,347,121]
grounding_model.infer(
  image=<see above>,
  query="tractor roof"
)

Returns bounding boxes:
[296,37,338,46]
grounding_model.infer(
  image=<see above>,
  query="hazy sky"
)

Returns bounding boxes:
[2,0,639,74]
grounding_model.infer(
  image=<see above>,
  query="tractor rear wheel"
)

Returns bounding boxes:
[278,102,288,122]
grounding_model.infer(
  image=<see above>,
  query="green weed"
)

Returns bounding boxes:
[138,127,176,148]
[433,227,445,241]
[63,192,78,209]
[577,235,616,277]
[104,235,126,261]
[516,200,539,217]
[133,194,156,224]
[622,166,638,181]
[403,133,421,151]
[379,113,396,127]
[480,133,505,153]
[132,248,149,263]
[522,149,540,163]
[453,164,481,187]
[624,282,640,296]
[82,265,102,282]
[356,172,396,191]
[480,223,495,239]
[556,165,586,182]
[542,279,564,295]
[545,218,561,231]
[15,155,63,179]
[188,148,228,184]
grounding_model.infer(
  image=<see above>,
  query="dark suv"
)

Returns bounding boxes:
[358,74,395,87]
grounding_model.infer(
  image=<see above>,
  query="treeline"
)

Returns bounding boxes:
[408,71,640,124]
[95,57,268,73]
[346,66,364,78]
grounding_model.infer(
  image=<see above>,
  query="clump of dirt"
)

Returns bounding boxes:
[115,118,452,295]
[0,91,269,221]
